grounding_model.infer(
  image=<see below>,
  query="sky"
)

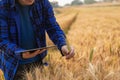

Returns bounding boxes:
[49,0,101,6]
[49,0,75,6]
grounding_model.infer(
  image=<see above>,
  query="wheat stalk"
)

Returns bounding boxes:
[0,69,5,80]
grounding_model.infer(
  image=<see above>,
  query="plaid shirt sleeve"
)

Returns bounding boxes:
[43,0,67,51]
[0,1,24,60]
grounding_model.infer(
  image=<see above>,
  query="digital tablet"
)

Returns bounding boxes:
[15,45,57,54]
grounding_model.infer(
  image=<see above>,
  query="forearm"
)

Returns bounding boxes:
[43,0,67,50]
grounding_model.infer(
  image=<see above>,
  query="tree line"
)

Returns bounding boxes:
[50,0,120,7]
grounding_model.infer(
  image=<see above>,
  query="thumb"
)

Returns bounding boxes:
[61,45,69,56]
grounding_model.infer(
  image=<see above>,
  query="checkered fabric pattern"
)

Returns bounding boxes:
[0,0,66,80]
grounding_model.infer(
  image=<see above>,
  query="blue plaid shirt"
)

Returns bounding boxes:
[0,0,66,80]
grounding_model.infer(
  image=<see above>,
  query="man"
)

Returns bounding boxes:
[0,0,75,80]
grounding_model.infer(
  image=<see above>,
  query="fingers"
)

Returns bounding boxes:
[28,50,40,58]
[61,45,75,59]
[33,50,41,55]
[61,45,69,56]
[30,49,46,57]
[22,52,32,59]
[22,49,46,59]
[66,47,75,59]
[38,49,47,54]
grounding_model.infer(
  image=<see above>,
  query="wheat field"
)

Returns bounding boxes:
[24,6,120,80]
[1,5,120,80]
[25,6,120,80]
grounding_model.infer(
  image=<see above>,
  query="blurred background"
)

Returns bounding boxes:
[26,0,120,80]
[49,0,120,7]
[24,0,120,79]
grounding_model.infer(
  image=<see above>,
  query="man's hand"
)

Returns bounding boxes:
[61,45,75,59]
[22,49,46,59]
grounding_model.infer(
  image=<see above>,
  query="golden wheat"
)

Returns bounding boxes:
[0,69,5,80]
[26,6,120,80]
